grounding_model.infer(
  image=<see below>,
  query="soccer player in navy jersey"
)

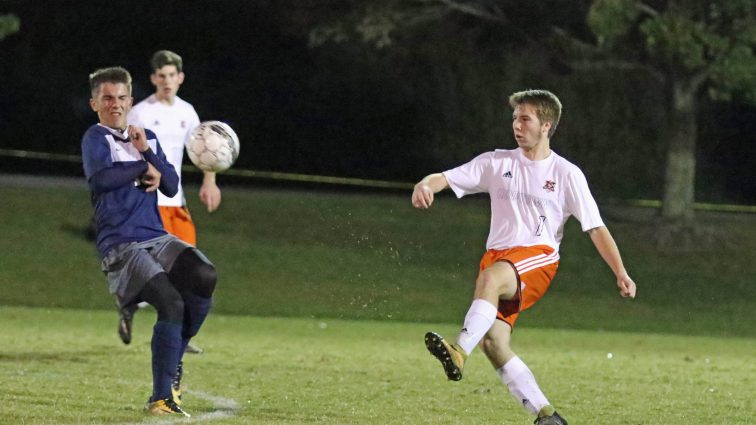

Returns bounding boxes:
[82,67,217,417]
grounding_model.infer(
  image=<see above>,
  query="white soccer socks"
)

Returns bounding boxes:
[456,299,498,355]
[496,356,550,415]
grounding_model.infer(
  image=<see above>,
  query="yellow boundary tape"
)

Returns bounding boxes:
[1,148,754,212]
[0,148,413,189]
[627,199,756,214]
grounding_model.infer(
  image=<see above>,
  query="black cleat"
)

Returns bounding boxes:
[117,303,138,345]
[534,411,568,425]
[424,331,467,381]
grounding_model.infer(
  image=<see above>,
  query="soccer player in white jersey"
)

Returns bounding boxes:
[129,50,221,245]
[121,51,220,352]
[412,90,637,425]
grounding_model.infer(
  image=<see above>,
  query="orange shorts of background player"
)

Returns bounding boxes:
[159,206,197,246]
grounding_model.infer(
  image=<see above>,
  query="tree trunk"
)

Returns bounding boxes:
[661,80,698,221]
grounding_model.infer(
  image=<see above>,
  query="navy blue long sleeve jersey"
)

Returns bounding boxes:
[82,124,179,257]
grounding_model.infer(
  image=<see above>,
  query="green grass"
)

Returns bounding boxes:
[0,183,754,337]
[0,181,754,423]
[0,306,753,425]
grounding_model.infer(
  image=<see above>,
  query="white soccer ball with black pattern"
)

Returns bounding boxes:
[187,121,240,172]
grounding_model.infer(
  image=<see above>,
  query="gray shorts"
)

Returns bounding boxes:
[100,234,194,307]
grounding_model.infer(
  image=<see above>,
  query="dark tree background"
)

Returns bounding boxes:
[0,0,754,204]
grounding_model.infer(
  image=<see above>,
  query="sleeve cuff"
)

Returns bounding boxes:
[141,148,157,163]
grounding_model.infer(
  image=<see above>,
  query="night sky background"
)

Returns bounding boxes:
[1,0,754,204]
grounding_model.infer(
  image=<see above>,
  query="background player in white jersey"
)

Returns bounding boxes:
[412,89,637,425]
[120,50,221,353]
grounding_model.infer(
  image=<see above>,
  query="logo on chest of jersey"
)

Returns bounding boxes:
[543,180,556,192]
[503,171,513,178]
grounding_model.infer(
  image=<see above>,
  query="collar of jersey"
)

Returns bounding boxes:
[97,124,130,142]
[513,148,554,166]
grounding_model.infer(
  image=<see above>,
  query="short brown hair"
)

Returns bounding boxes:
[89,67,132,96]
[150,50,183,73]
[509,89,562,138]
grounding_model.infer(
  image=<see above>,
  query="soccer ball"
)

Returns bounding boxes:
[186,121,240,172]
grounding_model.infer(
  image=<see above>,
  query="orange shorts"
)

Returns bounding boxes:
[159,206,197,246]
[479,245,559,328]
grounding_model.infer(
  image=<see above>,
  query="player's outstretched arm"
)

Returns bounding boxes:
[199,171,221,212]
[587,226,637,299]
[412,173,449,209]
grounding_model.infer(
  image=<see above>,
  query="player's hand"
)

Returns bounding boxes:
[128,125,149,152]
[141,162,161,192]
[412,183,435,209]
[199,180,221,212]
[616,273,636,299]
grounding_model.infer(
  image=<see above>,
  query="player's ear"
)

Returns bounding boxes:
[542,121,552,135]
[89,98,97,112]
[150,72,158,87]
[177,72,185,85]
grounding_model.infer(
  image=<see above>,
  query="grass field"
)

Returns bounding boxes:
[1,306,754,425]
[0,178,754,424]
[1,181,754,337]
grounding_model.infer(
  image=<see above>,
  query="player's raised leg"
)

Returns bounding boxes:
[425,261,515,381]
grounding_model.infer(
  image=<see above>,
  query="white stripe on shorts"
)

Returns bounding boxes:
[514,250,560,275]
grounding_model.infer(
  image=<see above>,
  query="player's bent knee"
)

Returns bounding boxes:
[169,248,218,298]
[152,293,185,323]
[194,262,217,298]
[476,266,517,298]
[141,273,185,324]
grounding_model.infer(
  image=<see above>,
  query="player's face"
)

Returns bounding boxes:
[512,104,551,151]
[150,65,184,102]
[90,82,132,130]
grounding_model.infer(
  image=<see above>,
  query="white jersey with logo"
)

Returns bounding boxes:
[443,148,604,253]
[128,95,200,207]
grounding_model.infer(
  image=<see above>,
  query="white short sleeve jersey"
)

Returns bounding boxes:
[128,95,200,207]
[443,148,604,252]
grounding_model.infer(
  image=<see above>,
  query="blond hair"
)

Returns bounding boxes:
[509,89,562,138]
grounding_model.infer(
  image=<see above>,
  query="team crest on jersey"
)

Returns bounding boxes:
[152,120,160,126]
[181,121,186,128]
[543,180,556,192]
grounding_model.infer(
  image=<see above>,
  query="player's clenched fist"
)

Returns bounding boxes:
[128,125,149,152]
[412,184,435,209]
[411,173,449,210]
[617,274,637,299]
